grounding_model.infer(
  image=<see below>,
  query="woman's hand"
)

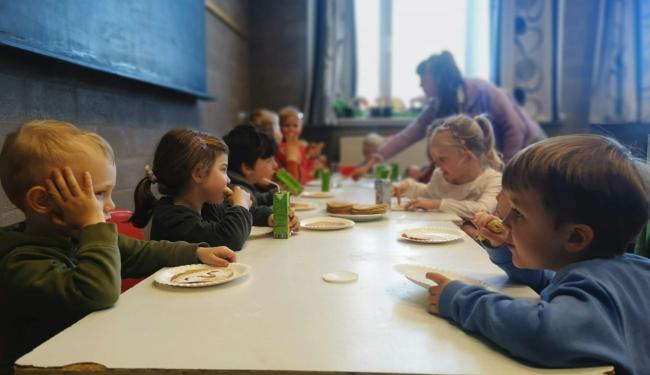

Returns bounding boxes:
[405,197,440,211]
[196,246,237,267]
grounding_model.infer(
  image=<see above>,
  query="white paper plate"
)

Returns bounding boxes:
[322,271,358,283]
[250,226,273,238]
[290,201,317,211]
[394,264,492,290]
[301,216,355,231]
[306,179,322,187]
[154,263,250,288]
[327,212,387,222]
[301,191,335,198]
[398,226,464,244]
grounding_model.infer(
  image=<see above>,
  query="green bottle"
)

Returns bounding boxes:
[390,163,399,182]
[321,168,331,192]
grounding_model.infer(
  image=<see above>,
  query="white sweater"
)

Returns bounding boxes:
[404,168,502,219]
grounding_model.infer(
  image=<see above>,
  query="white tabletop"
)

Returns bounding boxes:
[16,179,612,374]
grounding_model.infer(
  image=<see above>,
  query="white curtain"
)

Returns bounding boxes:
[589,0,643,123]
[494,0,556,123]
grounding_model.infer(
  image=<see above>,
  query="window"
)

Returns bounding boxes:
[355,0,491,113]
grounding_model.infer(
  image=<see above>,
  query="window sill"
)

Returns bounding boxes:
[335,117,414,127]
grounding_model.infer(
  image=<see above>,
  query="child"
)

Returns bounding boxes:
[392,114,503,219]
[223,124,300,232]
[427,135,650,374]
[0,121,236,370]
[358,133,384,170]
[131,128,272,250]
[276,106,324,183]
[249,108,283,146]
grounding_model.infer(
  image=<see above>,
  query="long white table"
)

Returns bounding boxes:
[16,179,612,374]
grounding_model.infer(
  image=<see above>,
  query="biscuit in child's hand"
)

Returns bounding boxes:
[486,219,505,234]
[223,187,233,196]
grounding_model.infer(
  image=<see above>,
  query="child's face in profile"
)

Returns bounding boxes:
[247,156,277,186]
[281,115,302,140]
[199,153,230,203]
[502,190,571,271]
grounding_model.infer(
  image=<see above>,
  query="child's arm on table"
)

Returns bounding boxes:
[428,271,620,369]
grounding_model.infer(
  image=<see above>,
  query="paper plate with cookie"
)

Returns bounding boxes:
[154,263,251,288]
[301,216,355,230]
[326,201,388,222]
[290,201,317,211]
[398,226,464,244]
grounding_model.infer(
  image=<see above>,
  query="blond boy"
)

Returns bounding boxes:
[0,121,236,369]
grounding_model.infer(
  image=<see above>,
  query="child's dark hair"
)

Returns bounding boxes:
[416,50,465,117]
[223,124,278,174]
[131,128,229,228]
[503,135,650,258]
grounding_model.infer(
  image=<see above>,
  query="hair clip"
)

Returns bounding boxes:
[193,136,208,150]
[144,164,158,184]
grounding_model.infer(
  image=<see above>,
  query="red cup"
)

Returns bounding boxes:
[340,164,356,177]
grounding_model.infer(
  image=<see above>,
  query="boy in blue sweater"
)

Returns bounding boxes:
[426,135,650,374]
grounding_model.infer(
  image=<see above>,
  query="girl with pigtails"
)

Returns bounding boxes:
[392,114,503,219]
[131,129,273,251]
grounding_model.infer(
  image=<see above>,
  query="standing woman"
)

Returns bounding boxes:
[352,51,544,179]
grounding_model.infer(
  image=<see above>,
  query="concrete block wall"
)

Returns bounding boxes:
[0,0,250,226]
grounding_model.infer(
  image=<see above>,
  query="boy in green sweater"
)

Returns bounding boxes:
[0,120,237,371]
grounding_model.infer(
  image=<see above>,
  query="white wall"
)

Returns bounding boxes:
[339,136,429,169]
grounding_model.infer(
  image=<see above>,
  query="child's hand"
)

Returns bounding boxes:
[285,134,301,162]
[289,210,300,232]
[45,167,105,229]
[306,142,324,159]
[229,186,252,209]
[392,180,410,197]
[268,209,301,232]
[196,246,237,267]
[405,197,440,211]
[472,211,507,247]
[426,272,452,315]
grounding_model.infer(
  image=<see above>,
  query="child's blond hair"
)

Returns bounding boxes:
[0,120,114,209]
[363,133,384,148]
[278,106,304,123]
[503,134,650,257]
[431,114,503,171]
[249,108,279,135]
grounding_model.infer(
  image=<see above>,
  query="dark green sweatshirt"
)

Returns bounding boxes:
[0,222,200,368]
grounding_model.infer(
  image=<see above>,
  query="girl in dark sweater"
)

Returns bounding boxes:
[131,129,272,250]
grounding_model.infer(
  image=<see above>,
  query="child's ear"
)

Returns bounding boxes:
[240,163,254,178]
[564,224,594,254]
[191,166,206,183]
[25,186,52,214]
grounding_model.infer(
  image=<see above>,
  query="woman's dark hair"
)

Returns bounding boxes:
[416,50,466,117]
[223,124,278,174]
[130,128,229,228]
